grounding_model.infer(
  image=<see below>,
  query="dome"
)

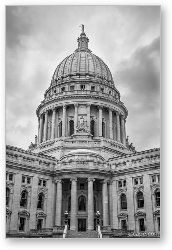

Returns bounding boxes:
[51,26,114,86]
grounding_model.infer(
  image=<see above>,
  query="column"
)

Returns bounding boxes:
[37,117,40,145]
[116,112,121,142]
[102,180,109,226]
[87,104,91,132]
[121,115,126,146]
[62,105,66,137]
[74,104,78,132]
[43,111,48,141]
[70,178,77,230]
[55,109,58,138]
[55,179,62,226]
[39,115,43,143]
[51,108,56,139]
[98,106,103,137]
[109,108,113,139]
[88,177,94,230]
[111,179,118,229]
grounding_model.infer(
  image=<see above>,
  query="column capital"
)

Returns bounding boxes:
[74,103,78,107]
[98,105,103,110]
[54,179,62,184]
[70,177,77,182]
[86,103,91,107]
[88,177,95,182]
[63,104,67,109]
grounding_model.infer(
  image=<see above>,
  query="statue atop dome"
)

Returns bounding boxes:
[77,24,89,51]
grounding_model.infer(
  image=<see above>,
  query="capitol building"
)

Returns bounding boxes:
[6,26,160,238]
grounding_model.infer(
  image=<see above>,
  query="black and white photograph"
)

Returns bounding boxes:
[5,5,160,239]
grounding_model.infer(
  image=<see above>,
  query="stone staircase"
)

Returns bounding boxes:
[66,230,99,238]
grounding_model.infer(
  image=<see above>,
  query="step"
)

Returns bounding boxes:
[66,230,98,238]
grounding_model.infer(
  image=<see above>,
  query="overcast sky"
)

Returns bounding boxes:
[6,5,160,151]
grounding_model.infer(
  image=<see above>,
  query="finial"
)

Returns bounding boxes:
[81,24,84,33]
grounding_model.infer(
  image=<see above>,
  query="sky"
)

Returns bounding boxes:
[6,5,160,151]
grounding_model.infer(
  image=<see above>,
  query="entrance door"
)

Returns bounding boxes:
[78,219,86,231]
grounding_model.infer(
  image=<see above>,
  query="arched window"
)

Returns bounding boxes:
[69,120,74,136]
[121,193,127,210]
[94,197,97,212]
[20,190,28,208]
[90,120,95,137]
[155,190,160,207]
[37,193,44,209]
[102,121,105,137]
[6,188,10,206]
[59,121,62,137]
[78,195,86,211]
[68,196,71,212]
[137,191,144,208]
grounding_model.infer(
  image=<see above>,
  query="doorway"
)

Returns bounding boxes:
[78,219,86,231]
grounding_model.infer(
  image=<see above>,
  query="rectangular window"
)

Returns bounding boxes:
[61,87,65,92]
[118,180,122,188]
[43,180,47,187]
[80,85,85,90]
[70,85,74,91]
[152,175,156,183]
[38,179,42,186]
[19,217,26,232]
[9,173,13,181]
[80,183,85,190]
[91,86,95,91]
[123,180,126,187]
[101,87,104,93]
[157,217,160,231]
[22,176,25,183]
[37,219,43,231]
[140,177,143,184]
[27,177,31,184]
[139,218,145,232]
[134,178,138,185]
[157,174,160,183]
[121,220,127,230]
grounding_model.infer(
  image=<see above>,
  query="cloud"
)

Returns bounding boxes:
[117,37,160,150]
[6,6,160,151]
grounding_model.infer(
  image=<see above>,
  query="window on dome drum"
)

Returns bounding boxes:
[121,219,127,230]
[109,91,111,95]
[20,190,28,208]
[80,85,85,90]
[68,196,71,212]
[90,120,95,137]
[38,179,47,187]
[118,179,126,188]
[120,193,127,210]
[22,175,31,185]
[6,187,10,206]
[19,217,26,232]
[54,89,56,94]
[78,195,86,211]
[37,193,44,210]
[133,177,143,186]
[155,190,160,207]
[59,121,62,137]
[6,172,14,181]
[101,87,104,93]
[69,120,74,136]
[151,174,160,183]
[102,121,105,137]
[139,218,145,232]
[137,191,144,209]
[80,183,85,190]
[70,85,74,91]
[61,87,65,92]
[91,86,95,91]
[37,219,43,231]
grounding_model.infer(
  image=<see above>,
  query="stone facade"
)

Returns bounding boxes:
[6,27,160,238]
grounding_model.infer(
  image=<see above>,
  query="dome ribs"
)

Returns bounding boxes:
[69,52,76,76]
